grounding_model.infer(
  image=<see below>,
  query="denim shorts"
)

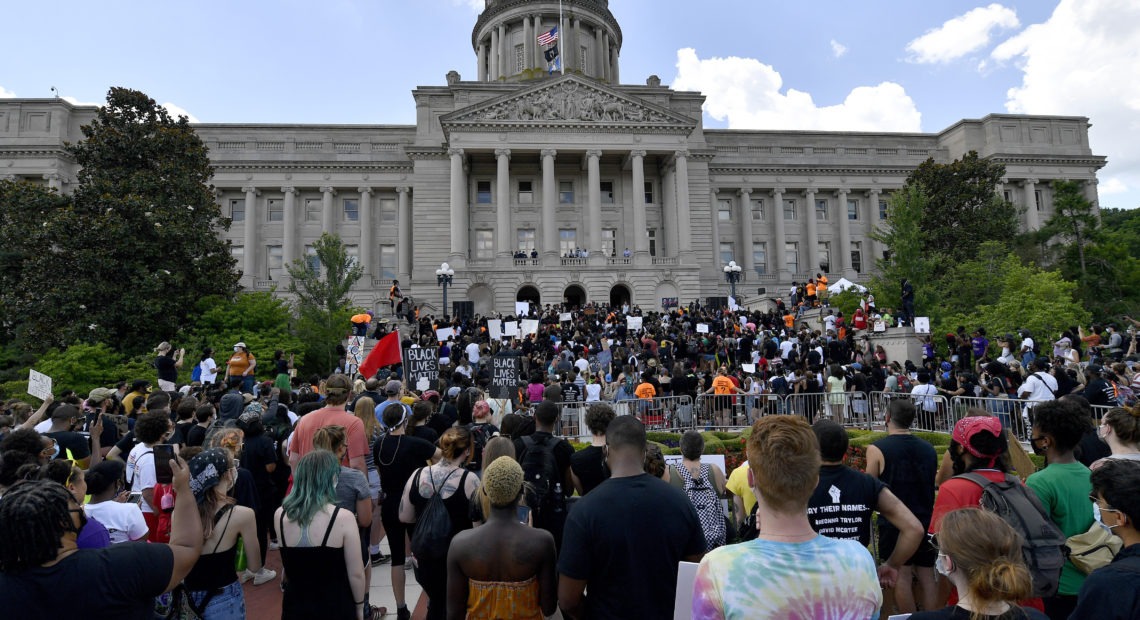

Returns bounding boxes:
[190,581,245,620]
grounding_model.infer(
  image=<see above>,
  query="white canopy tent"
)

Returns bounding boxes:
[827,277,867,294]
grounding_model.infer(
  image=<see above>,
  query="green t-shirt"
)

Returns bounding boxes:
[1025,461,1093,595]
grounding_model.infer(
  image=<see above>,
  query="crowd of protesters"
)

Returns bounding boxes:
[2,297,1140,619]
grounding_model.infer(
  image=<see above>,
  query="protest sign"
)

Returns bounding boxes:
[559,312,571,322]
[28,369,52,401]
[696,323,709,334]
[520,319,539,336]
[487,319,502,340]
[515,301,530,316]
[490,355,522,399]
[503,321,519,337]
[435,327,455,342]
[914,317,930,334]
[405,347,439,390]
[627,316,643,332]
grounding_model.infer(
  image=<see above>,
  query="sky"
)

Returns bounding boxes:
[2,0,1138,209]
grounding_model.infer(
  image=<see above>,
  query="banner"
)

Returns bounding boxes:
[490,355,522,399]
[405,347,440,391]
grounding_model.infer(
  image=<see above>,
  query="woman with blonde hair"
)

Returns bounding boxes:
[1092,405,1140,469]
[352,395,389,565]
[912,508,1047,620]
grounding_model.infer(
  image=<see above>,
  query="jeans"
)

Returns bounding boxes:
[190,581,245,620]
[241,375,254,393]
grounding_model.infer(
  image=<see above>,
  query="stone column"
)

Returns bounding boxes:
[610,42,619,84]
[1022,178,1039,231]
[477,43,487,81]
[710,187,721,267]
[867,189,881,270]
[320,186,336,236]
[1084,179,1100,217]
[573,19,582,71]
[397,186,412,281]
[586,149,602,257]
[594,26,604,79]
[541,149,558,257]
[358,187,373,279]
[498,23,507,78]
[282,187,297,264]
[523,18,533,71]
[738,188,754,272]
[630,150,648,260]
[601,33,611,81]
[534,16,544,69]
[448,148,468,262]
[495,149,512,256]
[242,186,260,281]
[44,173,63,192]
[804,188,819,277]
[490,27,499,80]
[662,164,678,257]
[771,188,787,278]
[837,188,852,278]
[675,150,693,257]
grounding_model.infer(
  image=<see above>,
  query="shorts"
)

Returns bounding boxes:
[368,468,382,502]
[878,521,936,567]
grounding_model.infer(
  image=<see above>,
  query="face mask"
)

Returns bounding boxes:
[935,552,953,577]
[234,347,241,353]
[1098,425,1111,443]
[49,443,60,459]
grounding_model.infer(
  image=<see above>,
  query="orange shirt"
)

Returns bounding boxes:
[783,313,795,329]
[806,282,816,296]
[712,375,735,395]
[226,351,254,376]
[635,382,657,400]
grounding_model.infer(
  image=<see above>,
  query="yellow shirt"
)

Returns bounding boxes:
[726,462,757,516]
[635,382,657,400]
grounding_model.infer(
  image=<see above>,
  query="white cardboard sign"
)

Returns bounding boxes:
[696,323,709,334]
[28,369,52,401]
[914,317,930,334]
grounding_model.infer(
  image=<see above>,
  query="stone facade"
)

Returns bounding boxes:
[0,0,1106,317]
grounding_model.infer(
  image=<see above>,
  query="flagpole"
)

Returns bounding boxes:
[558,0,565,76]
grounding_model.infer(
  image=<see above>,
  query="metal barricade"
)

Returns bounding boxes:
[557,401,589,441]
[781,393,828,426]
[950,396,1055,442]
[694,393,750,430]
[614,395,697,432]
[897,392,954,433]
[1091,405,1115,424]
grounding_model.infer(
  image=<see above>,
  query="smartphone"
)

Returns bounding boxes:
[517,505,531,525]
[128,491,142,505]
[153,444,175,485]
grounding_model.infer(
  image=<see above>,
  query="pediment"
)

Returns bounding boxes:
[440,75,697,136]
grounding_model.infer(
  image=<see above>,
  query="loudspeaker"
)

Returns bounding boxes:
[705,296,728,309]
[452,300,474,321]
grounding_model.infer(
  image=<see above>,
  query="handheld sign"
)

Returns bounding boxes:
[696,323,709,334]
[405,347,440,391]
[435,327,455,342]
[28,369,52,401]
[520,319,539,337]
[559,312,572,323]
[515,301,530,317]
[627,316,643,332]
[490,356,522,399]
[503,321,519,337]
[488,319,502,340]
[914,317,930,334]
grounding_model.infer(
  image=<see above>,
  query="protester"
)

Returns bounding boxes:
[83,459,148,544]
[35,459,111,549]
[514,400,574,548]
[226,342,257,393]
[677,430,727,551]
[569,403,614,495]
[1070,459,1140,619]
[289,374,369,479]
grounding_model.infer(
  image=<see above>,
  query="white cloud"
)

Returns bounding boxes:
[906,4,1019,64]
[61,95,101,107]
[0,85,15,98]
[991,0,1140,208]
[452,0,483,12]
[830,39,848,58]
[671,48,921,132]
[161,102,200,124]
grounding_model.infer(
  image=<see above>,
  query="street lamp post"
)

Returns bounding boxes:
[436,262,455,318]
[723,260,742,302]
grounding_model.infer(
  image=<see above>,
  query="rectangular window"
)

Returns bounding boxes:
[719,242,734,265]
[343,198,359,222]
[345,244,359,268]
[602,228,616,257]
[784,199,797,220]
[644,181,654,204]
[380,198,396,223]
[1034,189,1043,211]
[559,181,574,204]
[1003,190,1013,204]
[515,44,525,73]
[851,241,863,273]
[580,45,588,71]
[751,198,764,221]
[600,181,615,204]
[230,199,246,222]
[718,199,733,221]
[648,229,657,257]
[266,245,283,278]
[517,229,535,253]
[379,244,396,280]
[752,242,767,275]
[559,228,577,256]
[476,180,492,204]
[879,199,889,220]
[847,198,859,221]
[305,198,321,222]
[815,198,829,221]
[518,180,533,204]
[785,242,799,274]
[475,229,493,259]
[266,199,283,222]
[818,242,831,273]
[303,244,320,272]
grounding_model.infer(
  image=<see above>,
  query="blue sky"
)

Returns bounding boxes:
[2,0,1137,209]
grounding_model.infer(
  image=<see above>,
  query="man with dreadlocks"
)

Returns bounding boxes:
[0,454,203,617]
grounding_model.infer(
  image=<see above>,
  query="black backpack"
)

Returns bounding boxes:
[409,467,468,562]
[521,434,566,532]
[954,472,1067,599]
[465,422,497,472]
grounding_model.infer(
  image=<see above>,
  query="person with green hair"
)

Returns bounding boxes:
[275,450,365,620]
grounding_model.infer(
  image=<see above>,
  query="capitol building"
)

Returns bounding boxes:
[0,0,1106,316]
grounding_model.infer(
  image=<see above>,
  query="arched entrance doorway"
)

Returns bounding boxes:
[516,285,541,310]
[609,284,631,309]
[563,284,586,309]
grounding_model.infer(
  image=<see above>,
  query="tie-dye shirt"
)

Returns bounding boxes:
[692,535,881,620]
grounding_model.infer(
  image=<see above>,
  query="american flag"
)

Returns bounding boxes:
[537,26,558,46]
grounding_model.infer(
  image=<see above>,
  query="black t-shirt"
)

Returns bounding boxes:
[240,434,278,495]
[0,542,173,619]
[569,445,609,495]
[374,434,437,507]
[910,605,1049,620]
[46,430,91,461]
[155,355,177,382]
[411,425,439,445]
[807,464,886,546]
[871,434,937,526]
[1084,377,1115,407]
[1076,427,1113,468]
[185,424,208,448]
[558,473,706,620]
[561,382,582,404]
[85,411,120,448]
[428,403,458,437]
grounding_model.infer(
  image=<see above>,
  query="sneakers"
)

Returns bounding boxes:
[396,606,411,620]
[241,568,278,585]
[268,540,279,551]
[370,552,391,566]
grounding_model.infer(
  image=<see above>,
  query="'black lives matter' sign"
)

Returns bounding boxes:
[490,355,522,399]
[405,347,439,391]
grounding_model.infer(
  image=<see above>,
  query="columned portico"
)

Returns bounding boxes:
[358,186,373,278]
[771,187,787,279]
[836,188,852,278]
[282,186,297,263]
[867,189,882,269]
[320,186,336,236]
[674,150,692,257]
[242,186,260,283]
[1022,178,1039,231]
[630,149,648,262]
[586,149,602,257]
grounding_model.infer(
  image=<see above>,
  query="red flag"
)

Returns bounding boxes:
[359,332,401,379]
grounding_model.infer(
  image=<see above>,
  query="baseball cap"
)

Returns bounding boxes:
[951,416,1004,459]
[446,386,462,398]
[1087,364,1103,375]
[421,389,440,401]
[233,342,246,349]
[87,387,115,404]
[385,380,402,395]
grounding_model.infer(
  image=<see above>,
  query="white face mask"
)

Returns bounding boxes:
[234,347,241,353]
[935,552,953,577]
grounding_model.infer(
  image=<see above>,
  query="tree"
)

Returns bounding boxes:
[869,185,939,315]
[0,180,67,343]
[287,233,363,374]
[6,88,239,352]
[181,292,307,383]
[908,151,1019,265]
[1034,180,1099,277]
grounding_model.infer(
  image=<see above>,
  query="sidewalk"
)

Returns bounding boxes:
[243,538,427,619]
